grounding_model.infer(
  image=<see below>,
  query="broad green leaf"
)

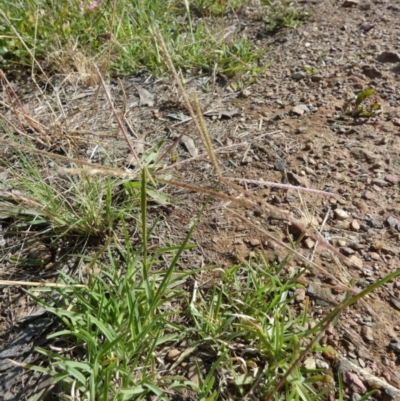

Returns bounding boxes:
[355,88,375,106]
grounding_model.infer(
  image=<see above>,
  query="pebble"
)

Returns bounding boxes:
[377,51,400,63]
[303,357,316,369]
[274,160,287,171]
[340,247,355,256]
[334,220,350,230]
[315,360,329,370]
[292,104,309,116]
[386,216,398,227]
[167,349,181,361]
[295,288,306,302]
[250,238,260,246]
[346,255,363,270]
[389,341,400,354]
[362,65,382,79]
[367,219,383,229]
[306,284,316,297]
[363,191,374,200]
[371,178,388,187]
[369,252,380,261]
[334,209,349,220]
[321,251,332,261]
[311,75,323,82]
[304,238,315,249]
[354,200,368,213]
[292,71,305,80]
[342,0,359,7]
[385,174,399,185]
[351,219,360,231]
[361,326,374,342]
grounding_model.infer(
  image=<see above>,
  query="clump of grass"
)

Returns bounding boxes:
[1,135,168,238]
[0,0,265,77]
[262,0,309,33]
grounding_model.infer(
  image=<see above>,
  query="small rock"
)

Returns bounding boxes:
[167,349,181,361]
[352,148,377,163]
[346,255,363,270]
[354,200,368,213]
[316,360,330,370]
[371,178,388,187]
[303,357,316,369]
[311,75,323,82]
[361,326,374,342]
[386,216,398,227]
[334,220,351,230]
[250,238,260,247]
[367,219,382,229]
[274,160,287,171]
[340,247,355,256]
[377,51,400,63]
[292,71,305,80]
[241,88,251,97]
[361,65,382,79]
[389,341,400,354]
[385,174,399,185]
[393,118,400,127]
[360,22,375,32]
[351,219,360,231]
[292,104,309,116]
[334,209,350,220]
[304,140,314,151]
[342,0,359,6]
[370,242,383,251]
[321,251,332,261]
[287,172,310,188]
[306,284,316,297]
[363,191,374,200]
[369,252,380,261]
[236,225,246,232]
[304,238,315,249]
[295,288,306,303]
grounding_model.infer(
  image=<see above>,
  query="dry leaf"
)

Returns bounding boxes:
[134,85,154,107]
[180,135,198,157]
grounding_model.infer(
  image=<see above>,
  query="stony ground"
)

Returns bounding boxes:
[1,0,400,399]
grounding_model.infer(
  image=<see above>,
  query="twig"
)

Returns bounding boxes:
[225,177,341,198]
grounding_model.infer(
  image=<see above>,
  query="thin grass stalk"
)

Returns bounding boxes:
[264,268,400,400]
[152,26,221,178]
[192,93,221,177]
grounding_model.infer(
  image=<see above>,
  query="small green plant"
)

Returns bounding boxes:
[303,65,319,75]
[0,0,265,77]
[2,135,168,238]
[262,0,309,33]
[26,174,200,400]
[343,88,382,118]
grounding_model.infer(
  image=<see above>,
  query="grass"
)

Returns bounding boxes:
[0,0,266,78]
[2,1,397,401]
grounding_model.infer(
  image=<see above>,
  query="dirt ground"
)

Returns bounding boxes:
[1,0,400,399]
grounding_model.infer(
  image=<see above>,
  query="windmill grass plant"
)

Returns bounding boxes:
[0,1,398,401]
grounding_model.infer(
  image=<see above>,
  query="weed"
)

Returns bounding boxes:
[0,0,265,77]
[343,88,382,119]
[262,0,309,33]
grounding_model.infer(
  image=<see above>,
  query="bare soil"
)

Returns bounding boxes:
[1,0,400,399]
